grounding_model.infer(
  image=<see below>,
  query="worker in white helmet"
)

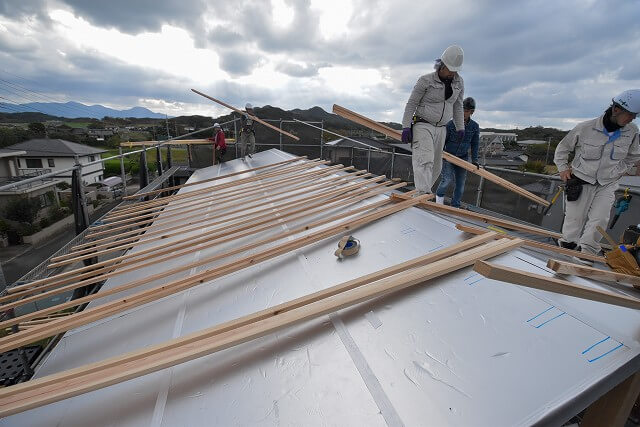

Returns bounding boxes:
[554,89,640,263]
[401,45,465,195]
[238,103,256,159]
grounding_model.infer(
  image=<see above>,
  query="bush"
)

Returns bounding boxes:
[0,219,10,237]
[47,206,69,222]
[56,181,71,190]
[520,160,547,174]
[4,197,42,223]
[39,217,51,229]
[17,222,41,236]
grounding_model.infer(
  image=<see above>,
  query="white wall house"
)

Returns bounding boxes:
[4,139,106,185]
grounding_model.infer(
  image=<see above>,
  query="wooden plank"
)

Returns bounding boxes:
[90,165,348,232]
[46,177,390,271]
[0,237,519,416]
[332,104,551,207]
[121,139,236,147]
[3,182,398,306]
[115,159,329,213]
[474,261,640,310]
[0,193,423,335]
[53,172,371,263]
[581,371,640,427]
[456,223,606,263]
[191,89,300,141]
[390,193,561,238]
[3,184,397,309]
[86,164,337,239]
[548,259,640,288]
[121,156,304,200]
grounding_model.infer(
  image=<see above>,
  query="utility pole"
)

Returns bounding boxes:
[545,136,552,165]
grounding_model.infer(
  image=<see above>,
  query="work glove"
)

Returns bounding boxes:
[401,127,412,143]
[472,160,480,169]
[456,129,465,142]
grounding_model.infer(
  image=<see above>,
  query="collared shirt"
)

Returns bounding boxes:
[554,114,640,185]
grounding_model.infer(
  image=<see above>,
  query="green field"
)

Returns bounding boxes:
[101,146,188,176]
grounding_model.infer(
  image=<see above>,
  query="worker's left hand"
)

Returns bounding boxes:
[456,129,465,142]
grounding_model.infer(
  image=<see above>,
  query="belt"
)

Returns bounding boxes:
[412,116,445,127]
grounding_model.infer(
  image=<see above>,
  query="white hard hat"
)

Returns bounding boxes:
[245,103,253,109]
[213,122,220,128]
[441,45,464,72]
[612,89,640,114]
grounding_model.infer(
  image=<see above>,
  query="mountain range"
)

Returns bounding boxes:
[0,101,165,119]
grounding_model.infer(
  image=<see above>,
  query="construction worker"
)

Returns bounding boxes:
[435,97,479,207]
[209,123,226,164]
[401,45,465,195]
[238,103,256,159]
[554,89,640,263]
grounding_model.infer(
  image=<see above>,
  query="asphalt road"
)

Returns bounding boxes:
[1,200,120,286]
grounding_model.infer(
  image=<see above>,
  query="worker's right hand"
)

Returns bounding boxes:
[401,128,412,143]
[559,169,572,182]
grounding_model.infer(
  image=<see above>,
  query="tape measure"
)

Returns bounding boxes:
[335,235,360,259]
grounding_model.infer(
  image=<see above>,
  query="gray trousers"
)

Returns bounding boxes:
[561,180,617,254]
[238,132,255,157]
[411,122,447,194]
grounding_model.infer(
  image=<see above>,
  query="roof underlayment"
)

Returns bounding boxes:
[2,149,640,426]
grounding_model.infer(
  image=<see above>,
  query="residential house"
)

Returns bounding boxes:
[4,138,107,185]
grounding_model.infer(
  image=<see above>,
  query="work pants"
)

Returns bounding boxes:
[411,122,447,194]
[436,159,468,207]
[238,132,255,157]
[561,180,617,254]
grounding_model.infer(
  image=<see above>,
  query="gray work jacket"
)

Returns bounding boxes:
[554,114,640,185]
[401,71,464,132]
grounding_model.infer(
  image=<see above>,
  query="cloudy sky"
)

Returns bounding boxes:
[0,0,638,130]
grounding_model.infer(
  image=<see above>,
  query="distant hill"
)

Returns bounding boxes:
[0,101,165,119]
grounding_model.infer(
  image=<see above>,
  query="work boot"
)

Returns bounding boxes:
[558,240,578,250]
[435,195,444,205]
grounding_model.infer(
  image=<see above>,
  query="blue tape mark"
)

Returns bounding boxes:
[582,336,611,355]
[588,343,623,363]
[468,278,484,286]
[535,312,565,328]
[526,306,555,323]
[464,273,480,281]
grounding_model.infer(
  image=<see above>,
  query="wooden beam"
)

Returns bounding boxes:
[547,259,640,288]
[120,139,236,147]
[0,237,519,416]
[581,371,640,427]
[332,104,551,207]
[390,193,561,238]
[473,261,640,310]
[0,193,424,336]
[115,159,329,213]
[47,177,390,270]
[121,156,304,200]
[90,165,348,232]
[456,224,605,263]
[191,89,300,141]
[53,172,371,262]
[0,182,400,309]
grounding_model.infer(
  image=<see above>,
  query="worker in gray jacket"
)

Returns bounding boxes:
[554,89,640,261]
[401,45,465,194]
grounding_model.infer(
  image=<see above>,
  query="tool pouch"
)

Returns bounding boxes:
[565,175,585,202]
[605,245,640,277]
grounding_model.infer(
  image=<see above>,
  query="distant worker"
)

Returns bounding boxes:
[554,89,640,262]
[238,103,256,159]
[435,97,480,207]
[401,45,465,195]
[209,122,226,164]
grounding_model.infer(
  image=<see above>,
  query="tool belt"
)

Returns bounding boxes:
[605,245,640,277]
[412,116,445,127]
[565,175,587,202]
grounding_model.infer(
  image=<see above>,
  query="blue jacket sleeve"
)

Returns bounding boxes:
[470,122,479,162]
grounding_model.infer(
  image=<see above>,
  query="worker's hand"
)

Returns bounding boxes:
[559,169,572,182]
[472,161,480,169]
[456,129,465,142]
[401,127,412,143]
